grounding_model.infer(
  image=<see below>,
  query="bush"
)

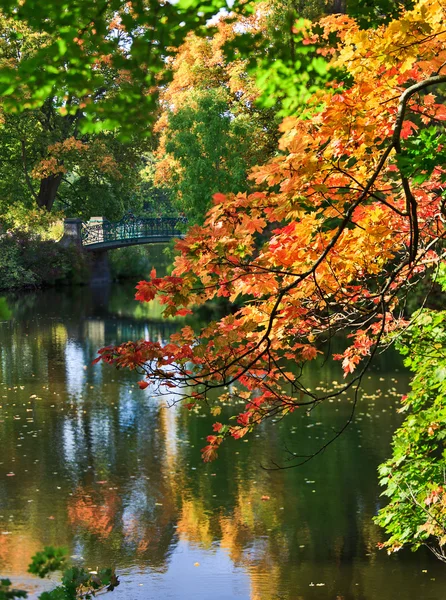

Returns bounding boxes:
[375,266,446,562]
[0,206,64,241]
[0,230,90,291]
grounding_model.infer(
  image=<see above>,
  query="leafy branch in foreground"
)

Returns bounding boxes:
[0,0,242,136]
[0,547,120,600]
[375,265,446,562]
[96,0,446,467]
[0,579,27,600]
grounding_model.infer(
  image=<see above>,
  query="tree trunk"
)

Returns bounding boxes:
[331,0,346,13]
[36,173,63,211]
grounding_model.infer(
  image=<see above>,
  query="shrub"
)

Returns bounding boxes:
[0,230,90,290]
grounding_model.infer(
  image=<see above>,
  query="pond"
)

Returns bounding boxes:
[0,278,445,599]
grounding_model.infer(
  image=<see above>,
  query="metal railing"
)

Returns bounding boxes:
[80,213,187,247]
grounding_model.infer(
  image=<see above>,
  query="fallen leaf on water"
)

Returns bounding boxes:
[194,562,200,567]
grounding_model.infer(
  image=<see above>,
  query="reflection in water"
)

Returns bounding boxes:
[0,284,445,599]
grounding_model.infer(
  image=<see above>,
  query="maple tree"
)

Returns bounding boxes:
[152,0,417,224]
[96,0,446,468]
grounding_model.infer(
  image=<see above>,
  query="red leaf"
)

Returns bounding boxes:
[175,308,193,316]
[213,192,226,203]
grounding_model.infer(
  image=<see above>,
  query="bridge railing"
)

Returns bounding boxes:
[80,214,187,247]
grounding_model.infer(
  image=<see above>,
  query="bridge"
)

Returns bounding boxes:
[60,214,187,283]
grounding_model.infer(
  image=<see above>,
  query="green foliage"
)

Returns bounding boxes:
[248,19,331,118]
[347,0,415,27]
[37,588,66,600]
[136,155,177,217]
[0,0,239,137]
[0,230,90,290]
[109,246,153,280]
[25,547,119,600]
[396,126,446,185]
[109,243,171,280]
[375,265,446,561]
[0,109,147,218]
[56,134,147,220]
[28,547,67,579]
[0,297,11,320]
[0,579,27,600]
[163,89,272,222]
[0,206,63,239]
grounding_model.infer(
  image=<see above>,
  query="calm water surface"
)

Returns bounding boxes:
[0,281,445,600]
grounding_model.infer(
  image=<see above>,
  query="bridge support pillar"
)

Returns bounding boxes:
[90,250,111,285]
[60,218,83,248]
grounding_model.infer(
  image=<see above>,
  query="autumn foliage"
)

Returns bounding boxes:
[96,1,446,464]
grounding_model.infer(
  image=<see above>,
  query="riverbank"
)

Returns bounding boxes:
[0,230,90,291]
[0,235,173,292]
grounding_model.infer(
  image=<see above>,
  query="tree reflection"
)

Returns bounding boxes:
[0,285,444,599]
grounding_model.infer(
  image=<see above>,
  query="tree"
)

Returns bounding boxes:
[0,13,151,217]
[0,0,244,135]
[96,0,446,468]
[0,0,254,218]
[153,0,417,223]
[153,24,279,222]
[0,0,411,219]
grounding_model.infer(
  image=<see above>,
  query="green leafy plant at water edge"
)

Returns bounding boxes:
[375,265,446,562]
[0,231,90,290]
[0,547,119,600]
[29,547,119,600]
[28,547,67,579]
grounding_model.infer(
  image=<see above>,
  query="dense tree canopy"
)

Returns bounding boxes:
[0,0,417,220]
[0,0,249,220]
[153,25,279,222]
[0,0,239,134]
[0,12,153,218]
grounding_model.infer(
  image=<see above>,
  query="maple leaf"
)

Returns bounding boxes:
[135,281,157,303]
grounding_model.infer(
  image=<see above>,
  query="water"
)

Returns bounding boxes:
[0,282,445,599]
